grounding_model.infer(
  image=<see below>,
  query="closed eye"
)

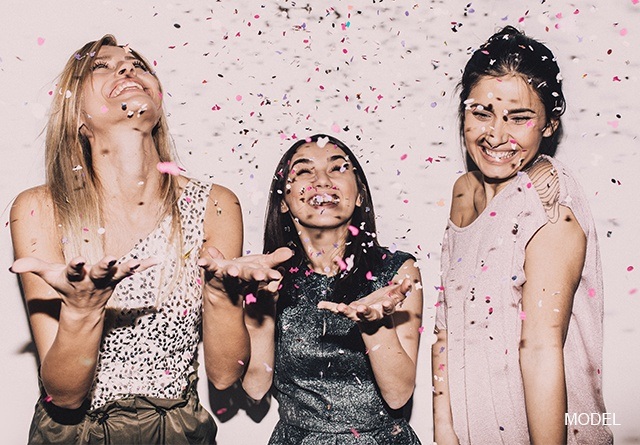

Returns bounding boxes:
[132,60,149,72]
[92,61,110,71]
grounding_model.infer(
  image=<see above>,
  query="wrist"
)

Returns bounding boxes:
[358,316,394,336]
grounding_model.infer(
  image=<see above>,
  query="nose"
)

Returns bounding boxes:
[116,61,137,77]
[312,169,333,188]
[485,116,510,148]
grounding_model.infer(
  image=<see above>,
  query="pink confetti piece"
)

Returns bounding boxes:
[607,121,619,129]
[519,311,526,320]
[588,288,596,298]
[350,428,360,438]
[157,161,181,176]
[44,395,52,403]
[633,0,639,5]
[629,288,637,295]
[348,225,359,236]
[238,360,245,366]
[489,211,497,217]
[627,266,635,272]
[418,326,425,334]
[245,293,257,304]
[365,271,374,280]
[211,104,221,111]
[37,37,45,46]
[620,28,628,36]
[331,123,341,133]
[400,154,408,160]
[216,407,227,415]
[235,95,243,101]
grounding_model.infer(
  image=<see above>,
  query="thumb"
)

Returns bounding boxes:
[205,246,225,260]
[266,247,294,267]
[10,257,49,275]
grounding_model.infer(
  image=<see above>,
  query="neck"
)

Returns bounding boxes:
[89,128,164,207]
[296,225,350,276]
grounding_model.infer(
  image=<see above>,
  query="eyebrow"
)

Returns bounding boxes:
[289,154,349,171]
[92,54,139,62]
[506,108,537,114]
[469,103,537,114]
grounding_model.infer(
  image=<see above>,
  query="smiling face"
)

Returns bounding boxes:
[80,45,162,130]
[463,74,557,183]
[281,142,361,231]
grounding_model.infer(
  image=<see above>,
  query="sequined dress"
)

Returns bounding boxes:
[270,247,422,445]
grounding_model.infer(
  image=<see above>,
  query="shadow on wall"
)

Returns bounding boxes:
[208,381,271,423]
[207,381,416,424]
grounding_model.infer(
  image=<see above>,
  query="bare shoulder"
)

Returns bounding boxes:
[203,183,243,259]
[11,185,55,227]
[209,183,241,207]
[10,185,63,263]
[525,158,561,220]
[450,171,481,225]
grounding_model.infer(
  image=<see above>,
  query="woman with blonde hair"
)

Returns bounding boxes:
[10,35,261,443]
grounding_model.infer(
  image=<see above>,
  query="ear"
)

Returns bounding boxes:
[542,119,559,138]
[280,200,289,214]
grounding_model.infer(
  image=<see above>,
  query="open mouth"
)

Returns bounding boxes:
[308,193,340,206]
[110,81,144,98]
[482,146,518,161]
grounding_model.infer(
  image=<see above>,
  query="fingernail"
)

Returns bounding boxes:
[8,266,14,273]
[76,262,85,269]
[130,263,140,271]
[107,260,116,268]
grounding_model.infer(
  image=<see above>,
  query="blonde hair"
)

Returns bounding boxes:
[46,35,182,271]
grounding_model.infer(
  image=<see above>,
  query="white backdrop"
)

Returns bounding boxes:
[1,0,638,443]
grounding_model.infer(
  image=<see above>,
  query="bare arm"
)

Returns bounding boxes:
[200,185,248,390]
[10,188,147,408]
[242,283,277,401]
[319,259,423,409]
[432,327,459,444]
[520,204,585,445]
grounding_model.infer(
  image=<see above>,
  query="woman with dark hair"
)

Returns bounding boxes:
[10,35,254,444]
[233,134,423,443]
[432,26,612,444]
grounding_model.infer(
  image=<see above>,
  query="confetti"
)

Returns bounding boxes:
[157,162,181,176]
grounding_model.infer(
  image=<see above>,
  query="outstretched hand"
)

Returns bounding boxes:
[10,255,157,313]
[317,278,412,323]
[197,246,293,305]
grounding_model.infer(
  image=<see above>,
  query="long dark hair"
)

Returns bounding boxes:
[458,26,566,171]
[263,134,382,302]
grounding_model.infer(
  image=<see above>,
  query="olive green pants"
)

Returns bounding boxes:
[28,386,216,444]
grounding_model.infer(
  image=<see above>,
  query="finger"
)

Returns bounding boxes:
[66,257,88,282]
[381,300,396,315]
[205,246,225,260]
[265,247,294,268]
[355,304,375,321]
[110,258,152,281]
[387,279,412,304]
[10,257,49,275]
[89,256,118,281]
[317,301,339,312]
